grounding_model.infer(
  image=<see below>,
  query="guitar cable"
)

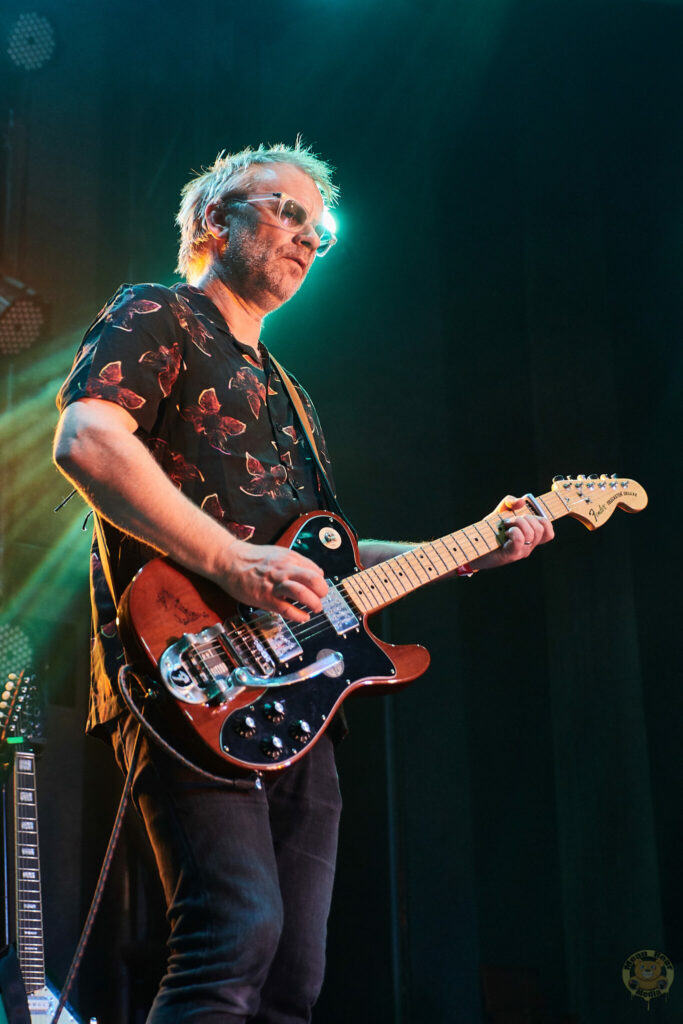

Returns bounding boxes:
[49,667,146,1024]
[117,666,262,789]
[50,663,260,1024]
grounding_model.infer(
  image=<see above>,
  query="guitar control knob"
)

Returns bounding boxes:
[260,735,284,759]
[289,720,312,744]
[262,701,285,723]
[233,714,257,738]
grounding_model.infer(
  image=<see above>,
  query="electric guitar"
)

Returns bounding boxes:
[0,674,81,1023]
[118,475,648,772]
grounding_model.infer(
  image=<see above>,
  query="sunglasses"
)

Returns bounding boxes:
[234,191,337,256]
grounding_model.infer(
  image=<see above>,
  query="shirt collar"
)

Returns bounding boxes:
[174,283,268,365]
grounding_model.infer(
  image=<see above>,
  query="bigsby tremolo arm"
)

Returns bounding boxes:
[229,650,343,689]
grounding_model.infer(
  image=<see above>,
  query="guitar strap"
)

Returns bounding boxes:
[268,354,357,536]
[93,511,119,604]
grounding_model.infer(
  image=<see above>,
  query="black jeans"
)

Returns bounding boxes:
[112,712,342,1023]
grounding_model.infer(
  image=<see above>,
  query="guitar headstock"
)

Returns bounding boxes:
[551,474,648,530]
[0,671,44,751]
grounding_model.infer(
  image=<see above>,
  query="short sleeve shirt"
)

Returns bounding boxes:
[56,282,336,732]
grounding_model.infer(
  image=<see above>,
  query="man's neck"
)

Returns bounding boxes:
[194,271,264,353]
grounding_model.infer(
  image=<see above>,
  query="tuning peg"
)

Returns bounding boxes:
[553,474,565,481]
[7,674,16,681]
[577,473,586,481]
[588,473,599,479]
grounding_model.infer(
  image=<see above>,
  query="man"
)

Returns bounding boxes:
[53,142,553,1023]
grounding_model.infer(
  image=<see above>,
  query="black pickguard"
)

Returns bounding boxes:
[219,514,394,768]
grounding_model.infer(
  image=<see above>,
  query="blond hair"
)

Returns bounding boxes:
[175,140,338,281]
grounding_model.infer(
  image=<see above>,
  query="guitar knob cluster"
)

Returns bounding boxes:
[228,700,315,762]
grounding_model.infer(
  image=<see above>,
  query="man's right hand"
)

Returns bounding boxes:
[218,541,328,623]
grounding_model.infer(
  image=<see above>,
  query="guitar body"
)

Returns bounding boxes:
[119,511,430,772]
[27,982,80,1024]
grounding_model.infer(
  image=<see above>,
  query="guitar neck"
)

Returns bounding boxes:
[14,750,46,995]
[341,489,568,615]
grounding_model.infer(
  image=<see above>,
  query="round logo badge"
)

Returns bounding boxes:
[622,949,674,1005]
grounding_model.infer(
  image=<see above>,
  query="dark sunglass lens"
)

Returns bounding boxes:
[280,199,306,227]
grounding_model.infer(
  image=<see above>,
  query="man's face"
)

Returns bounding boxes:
[218,163,326,311]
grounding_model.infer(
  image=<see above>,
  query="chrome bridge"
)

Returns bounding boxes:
[158,598,350,706]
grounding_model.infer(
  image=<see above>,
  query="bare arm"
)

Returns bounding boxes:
[53,398,327,621]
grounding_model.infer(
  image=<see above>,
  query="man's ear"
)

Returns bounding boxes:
[205,201,230,241]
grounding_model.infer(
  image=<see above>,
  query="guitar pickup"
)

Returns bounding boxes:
[322,584,358,636]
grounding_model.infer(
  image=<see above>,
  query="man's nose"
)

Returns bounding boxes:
[295,221,321,251]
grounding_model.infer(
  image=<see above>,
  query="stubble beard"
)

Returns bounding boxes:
[219,227,304,312]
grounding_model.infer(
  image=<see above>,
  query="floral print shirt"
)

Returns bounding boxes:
[56,282,335,733]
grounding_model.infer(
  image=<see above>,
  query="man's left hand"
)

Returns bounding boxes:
[470,495,554,571]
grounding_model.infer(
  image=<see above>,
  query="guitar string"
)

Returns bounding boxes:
[188,524,495,673]
[184,492,610,680]
[189,507,537,668]
[197,509,509,657]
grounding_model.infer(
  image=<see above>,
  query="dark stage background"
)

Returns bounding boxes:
[0,0,681,1021]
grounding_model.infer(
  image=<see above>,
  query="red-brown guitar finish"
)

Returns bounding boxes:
[118,511,430,772]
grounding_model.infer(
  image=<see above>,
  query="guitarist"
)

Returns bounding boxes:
[53,142,553,1024]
